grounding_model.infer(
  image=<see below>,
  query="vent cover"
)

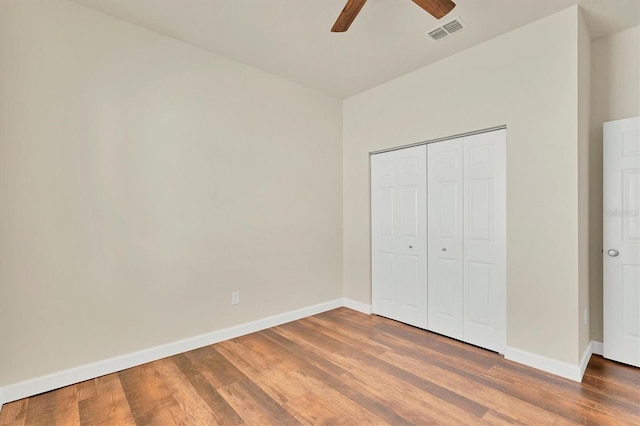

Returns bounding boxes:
[425,17,466,41]
[428,28,448,41]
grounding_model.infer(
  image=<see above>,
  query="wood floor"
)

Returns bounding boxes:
[1,308,639,425]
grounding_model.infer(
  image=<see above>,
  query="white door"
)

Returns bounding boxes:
[462,130,507,353]
[604,116,640,368]
[371,145,428,329]
[428,139,464,340]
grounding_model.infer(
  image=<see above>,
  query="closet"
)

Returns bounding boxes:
[371,128,506,353]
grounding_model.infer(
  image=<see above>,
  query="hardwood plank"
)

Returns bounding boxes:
[170,353,243,425]
[78,374,135,426]
[0,399,28,426]
[183,346,245,389]
[23,391,57,426]
[217,378,299,425]
[277,320,346,353]
[301,315,390,356]
[214,347,319,424]
[260,328,347,377]
[51,385,80,426]
[481,410,521,425]
[282,369,384,425]
[153,358,219,425]
[0,420,27,426]
[74,380,97,402]
[214,339,310,406]
[118,362,192,425]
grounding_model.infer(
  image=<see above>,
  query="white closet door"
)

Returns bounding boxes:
[371,145,428,329]
[604,117,640,367]
[428,139,464,340]
[462,130,507,353]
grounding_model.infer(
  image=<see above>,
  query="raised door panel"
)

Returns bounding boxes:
[432,258,460,318]
[428,139,464,340]
[622,265,640,339]
[468,178,494,241]
[623,170,639,242]
[466,261,492,327]
[375,252,395,303]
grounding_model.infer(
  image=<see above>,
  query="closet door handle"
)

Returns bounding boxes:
[442,248,447,251]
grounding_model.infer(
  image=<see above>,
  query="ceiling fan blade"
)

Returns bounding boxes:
[411,0,456,19]
[331,0,368,32]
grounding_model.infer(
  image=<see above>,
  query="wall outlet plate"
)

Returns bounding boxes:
[231,291,240,305]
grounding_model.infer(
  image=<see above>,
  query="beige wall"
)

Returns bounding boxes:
[0,0,343,386]
[589,25,640,342]
[578,9,592,356]
[343,7,584,365]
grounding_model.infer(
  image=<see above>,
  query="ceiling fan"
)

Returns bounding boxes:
[331,0,456,32]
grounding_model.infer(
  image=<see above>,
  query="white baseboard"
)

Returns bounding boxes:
[342,298,372,314]
[505,346,587,382]
[579,341,593,380]
[0,298,343,405]
[591,340,603,356]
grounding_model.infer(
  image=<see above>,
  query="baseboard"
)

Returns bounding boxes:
[591,340,603,356]
[0,298,343,405]
[579,341,593,380]
[342,298,372,314]
[505,346,586,382]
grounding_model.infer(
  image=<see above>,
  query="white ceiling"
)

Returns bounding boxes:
[72,0,640,98]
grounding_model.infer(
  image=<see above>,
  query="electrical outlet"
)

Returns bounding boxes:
[231,291,240,305]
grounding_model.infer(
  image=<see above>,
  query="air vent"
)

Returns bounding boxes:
[428,28,448,41]
[424,17,466,41]
[443,19,463,34]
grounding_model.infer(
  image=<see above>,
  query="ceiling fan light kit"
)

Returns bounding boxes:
[331,0,456,32]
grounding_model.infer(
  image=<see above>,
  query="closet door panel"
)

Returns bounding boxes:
[371,145,428,329]
[428,139,464,340]
[463,130,507,353]
[371,153,396,318]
